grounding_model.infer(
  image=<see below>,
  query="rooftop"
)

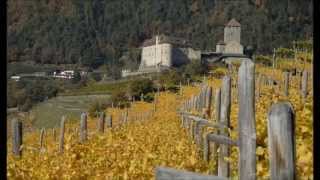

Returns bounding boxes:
[225,18,241,27]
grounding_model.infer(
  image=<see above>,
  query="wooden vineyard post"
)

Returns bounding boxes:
[272,48,276,69]
[267,102,295,180]
[59,116,66,154]
[98,112,105,133]
[153,94,157,112]
[179,81,182,96]
[80,112,87,143]
[256,74,261,100]
[53,128,56,142]
[301,69,308,100]
[284,72,290,96]
[205,86,212,118]
[125,109,129,123]
[238,60,256,180]
[215,88,221,122]
[12,118,22,157]
[107,115,113,128]
[39,128,45,152]
[218,76,231,177]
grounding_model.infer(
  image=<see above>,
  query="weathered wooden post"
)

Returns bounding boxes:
[256,74,261,100]
[153,94,157,112]
[59,116,66,153]
[267,102,295,180]
[238,60,256,180]
[203,134,210,162]
[52,128,56,142]
[301,69,308,100]
[179,81,182,96]
[205,86,212,118]
[204,88,221,168]
[12,118,22,157]
[39,128,45,152]
[80,112,87,143]
[98,112,105,133]
[107,115,113,128]
[215,88,221,122]
[272,48,276,69]
[218,75,231,177]
[284,72,290,96]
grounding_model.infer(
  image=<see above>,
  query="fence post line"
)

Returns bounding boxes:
[80,112,87,143]
[284,72,290,96]
[256,74,261,100]
[107,114,112,128]
[12,118,22,157]
[53,128,56,142]
[204,134,210,162]
[267,102,295,180]
[98,112,105,133]
[218,75,231,177]
[179,81,182,96]
[215,88,221,122]
[59,116,66,153]
[205,86,213,118]
[153,94,157,112]
[238,60,256,180]
[39,128,45,152]
[301,69,308,100]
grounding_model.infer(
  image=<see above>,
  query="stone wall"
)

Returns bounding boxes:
[140,43,173,68]
[224,41,243,54]
[224,26,241,44]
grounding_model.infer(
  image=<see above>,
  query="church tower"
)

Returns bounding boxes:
[224,18,241,44]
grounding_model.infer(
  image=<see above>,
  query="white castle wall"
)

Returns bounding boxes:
[224,41,244,54]
[216,44,225,53]
[141,43,172,68]
[224,26,241,44]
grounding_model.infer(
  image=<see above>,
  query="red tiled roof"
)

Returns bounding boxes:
[226,19,241,27]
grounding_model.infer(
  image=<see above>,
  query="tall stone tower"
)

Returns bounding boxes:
[224,18,241,44]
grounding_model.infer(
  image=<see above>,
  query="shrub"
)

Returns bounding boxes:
[143,93,154,102]
[88,101,108,117]
[182,59,208,78]
[19,98,33,112]
[89,72,102,82]
[129,79,154,100]
[72,70,81,84]
[110,89,129,108]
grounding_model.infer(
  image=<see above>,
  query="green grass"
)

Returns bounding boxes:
[30,95,110,129]
[59,81,131,96]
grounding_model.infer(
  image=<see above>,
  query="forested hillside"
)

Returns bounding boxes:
[7,0,313,71]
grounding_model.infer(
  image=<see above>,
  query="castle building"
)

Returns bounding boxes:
[216,18,244,54]
[122,18,247,77]
[139,35,201,70]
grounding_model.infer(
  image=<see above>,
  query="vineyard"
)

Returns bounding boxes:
[7,53,313,179]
